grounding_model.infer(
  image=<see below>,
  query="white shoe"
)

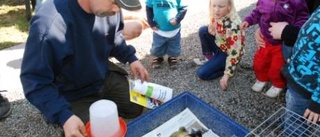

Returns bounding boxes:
[193,58,208,66]
[265,86,282,98]
[251,80,267,92]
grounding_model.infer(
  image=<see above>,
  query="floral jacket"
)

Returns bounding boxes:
[213,15,245,76]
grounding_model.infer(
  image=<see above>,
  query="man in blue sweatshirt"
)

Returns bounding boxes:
[20,0,149,136]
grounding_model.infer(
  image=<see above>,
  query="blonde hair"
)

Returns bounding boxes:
[209,0,238,19]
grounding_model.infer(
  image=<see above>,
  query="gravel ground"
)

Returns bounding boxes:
[0,0,286,136]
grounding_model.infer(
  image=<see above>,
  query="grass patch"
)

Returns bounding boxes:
[0,0,31,50]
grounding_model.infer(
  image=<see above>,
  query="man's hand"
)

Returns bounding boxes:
[129,60,150,82]
[269,22,288,40]
[255,28,265,49]
[303,109,320,124]
[63,115,87,137]
[219,74,230,90]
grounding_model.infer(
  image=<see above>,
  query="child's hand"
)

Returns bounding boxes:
[303,109,320,124]
[240,21,249,30]
[208,23,216,36]
[220,74,230,90]
[170,18,177,25]
[151,26,158,31]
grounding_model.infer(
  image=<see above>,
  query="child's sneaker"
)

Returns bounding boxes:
[251,80,267,92]
[193,57,208,66]
[265,86,282,98]
[168,57,178,69]
[151,57,164,69]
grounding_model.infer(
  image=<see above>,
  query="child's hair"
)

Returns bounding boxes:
[209,0,237,19]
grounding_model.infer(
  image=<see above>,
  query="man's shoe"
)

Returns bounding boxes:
[265,86,282,98]
[0,94,12,120]
[251,80,267,92]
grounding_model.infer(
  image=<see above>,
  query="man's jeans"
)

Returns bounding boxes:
[284,84,310,136]
[196,26,226,80]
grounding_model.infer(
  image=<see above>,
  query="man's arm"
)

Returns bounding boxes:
[20,32,73,125]
[110,13,149,81]
[110,13,139,64]
[22,34,87,137]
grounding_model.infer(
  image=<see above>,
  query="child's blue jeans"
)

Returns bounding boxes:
[282,44,293,62]
[198,26,220,55]
[196,26,227,80]
[284,84,310,136]
[150,31,181,57]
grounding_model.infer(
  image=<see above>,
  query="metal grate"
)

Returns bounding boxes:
[246,107,320,137]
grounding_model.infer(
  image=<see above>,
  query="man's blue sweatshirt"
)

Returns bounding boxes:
[20,0,137,125]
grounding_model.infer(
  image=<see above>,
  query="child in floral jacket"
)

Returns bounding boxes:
[194,0,245,90]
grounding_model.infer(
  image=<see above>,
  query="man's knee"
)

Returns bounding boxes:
[104,71,143,119]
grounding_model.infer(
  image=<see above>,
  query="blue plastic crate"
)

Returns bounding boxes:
[126,91,249,137]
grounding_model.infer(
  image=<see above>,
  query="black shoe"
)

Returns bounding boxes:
[0,94,12,120]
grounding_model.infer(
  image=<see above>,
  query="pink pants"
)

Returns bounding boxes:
[253,39,286,88]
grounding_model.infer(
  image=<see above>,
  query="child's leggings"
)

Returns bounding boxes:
[253,39,286,88]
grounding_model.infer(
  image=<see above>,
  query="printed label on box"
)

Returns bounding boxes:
[129,80,162,109]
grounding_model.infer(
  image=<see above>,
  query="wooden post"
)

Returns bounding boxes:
[25,0,36,21]
[25,0,32,20]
